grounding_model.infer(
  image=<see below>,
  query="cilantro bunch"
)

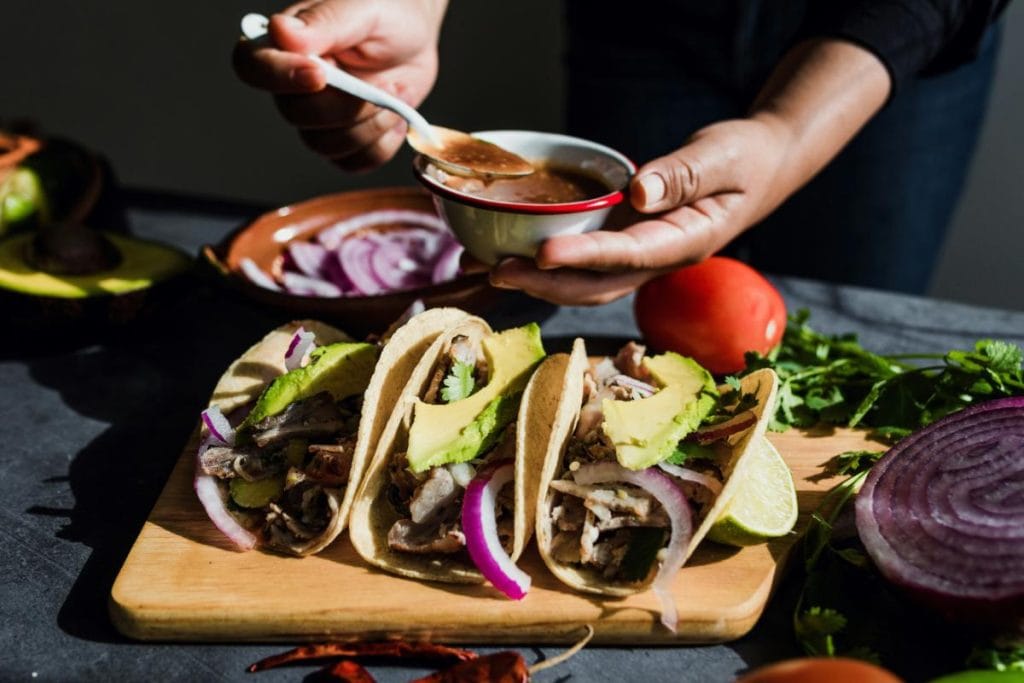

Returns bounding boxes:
[747,312,1024,674]
[743,309,1024,441]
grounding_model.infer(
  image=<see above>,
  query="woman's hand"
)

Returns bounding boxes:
[491,39,890,306]
[490,115,795,305]
[233,0,447,171]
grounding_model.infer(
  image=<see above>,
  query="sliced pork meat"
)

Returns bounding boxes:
[200,445,254,478]
[388,518,465,554]
[613,341,651,381]
[409,467,460,524]
[251,392,348,447]
[305,438,356,487]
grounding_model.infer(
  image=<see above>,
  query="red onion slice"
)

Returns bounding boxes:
[201,405,235,446]
[317,210,446,249]
[239,257,281,291]
[657,462,723,496]
[368,236,434,291]
[692,410,758,445]
[462,459,531,600]
[195,406,256,551]
[281,271,343,298]
[284,326,317,371]
[855,396,1024,623]
[194,450,258,552]
[573,462,693,632]
[609,374,656,398]
[338,236,387,296]
[286,241,330,278]
[432,240,463,284]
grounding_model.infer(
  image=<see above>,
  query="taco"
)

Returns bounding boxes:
[348,318,551,597]
[193,307,469,556]
[535,339,779,630]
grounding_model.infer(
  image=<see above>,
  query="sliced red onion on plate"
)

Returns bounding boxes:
[855,396,1024,623]
[573,461,693,632]
[317,210,446,249]
[284,326,317,371]
[240,257,281,291]
[432,241,463,284]
[338,236,387,296]
[657,462,723,496]
[195,406,257,551]
[286,241,330,278]
[369,237,434,291]
[462,459,530,600]
[281,271,343,298]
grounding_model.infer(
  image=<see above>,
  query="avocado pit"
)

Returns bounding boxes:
[23,222,123,275]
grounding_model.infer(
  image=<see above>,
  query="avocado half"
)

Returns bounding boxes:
[0,229,191,334]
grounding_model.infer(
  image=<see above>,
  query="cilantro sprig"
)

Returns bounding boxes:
[743,310,1024,440]
[440,360,477,403]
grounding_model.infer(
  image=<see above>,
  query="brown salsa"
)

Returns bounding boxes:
[436,164,612,204]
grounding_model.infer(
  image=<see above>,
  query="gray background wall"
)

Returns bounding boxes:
[4,1,1021,311]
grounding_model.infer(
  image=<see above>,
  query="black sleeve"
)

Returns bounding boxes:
[803,0,1009,92]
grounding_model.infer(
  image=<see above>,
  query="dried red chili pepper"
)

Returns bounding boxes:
[323,659,376,683]
[409,651,528,683]
[248,642,478,672]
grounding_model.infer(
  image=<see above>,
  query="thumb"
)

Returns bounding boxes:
[269,2,375,57]
[630,133,738,213]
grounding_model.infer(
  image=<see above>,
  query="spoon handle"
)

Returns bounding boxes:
[240,13,441,147]
[306,55,440,147]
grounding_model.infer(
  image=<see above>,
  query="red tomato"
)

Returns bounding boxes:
[736,658,903,683]
[634,257,786,375]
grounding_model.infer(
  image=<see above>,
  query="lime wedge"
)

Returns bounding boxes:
[707,437,798,546]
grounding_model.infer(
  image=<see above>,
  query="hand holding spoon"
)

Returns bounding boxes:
[240,13,533,178]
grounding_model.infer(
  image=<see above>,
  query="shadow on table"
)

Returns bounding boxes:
[22,283,284,643]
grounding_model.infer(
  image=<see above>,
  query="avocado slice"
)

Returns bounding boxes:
[242,342,379,429]
[0,232,189,298]
[0,167,47,234]
[405,323,546,473]
[602,352,717,470]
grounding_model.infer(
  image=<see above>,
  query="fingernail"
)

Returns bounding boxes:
[489,258,518,289]
[278,14,305,30]
[637,173,666,208]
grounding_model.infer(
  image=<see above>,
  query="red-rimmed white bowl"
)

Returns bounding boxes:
[413,130,635,264]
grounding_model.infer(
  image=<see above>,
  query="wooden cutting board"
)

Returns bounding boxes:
[110,427,877,644]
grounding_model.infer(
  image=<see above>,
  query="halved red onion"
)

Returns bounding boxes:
[573,462,693,632]
[432,241,463,284]
[657,462,723,496]
[855,397,1024,623]
[462,459,530,600]
[281,271,342,298]
[195,407,256,551]
[692,410,757,445]
[317,210,446,249]
[284,326,317,371]
[286,241,330,278]
[240,257,281,291]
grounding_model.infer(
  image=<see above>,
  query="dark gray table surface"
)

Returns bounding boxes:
[2,198,1022,682]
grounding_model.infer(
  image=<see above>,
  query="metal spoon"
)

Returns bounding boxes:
[240,13,533,178]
